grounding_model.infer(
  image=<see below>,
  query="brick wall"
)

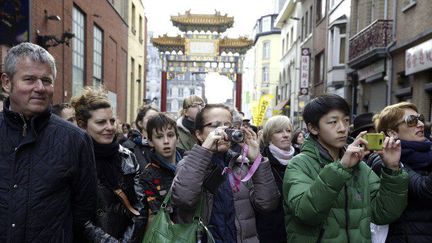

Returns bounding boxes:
[31,0,128,121]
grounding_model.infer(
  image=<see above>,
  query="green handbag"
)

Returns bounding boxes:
[142,189,215,243]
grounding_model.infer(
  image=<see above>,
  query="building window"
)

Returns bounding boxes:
[309,6,313,34]
[178,87,184,97]
[262,65,269,85]
[315,52,325,84]
[263,41,270,59]
[168,88,172,97]
[139,15,143,43]
[131,3,136,34]
[261,16,272,32]
[138,64,142,103]
[190,88,194,95]
[317,0,326,21]
[130,57,135,107]
[329,24,346,66]
[402,0,416,11]
[305,11,309,37]
[167,101,171,111]
[290,27,294,45]
[301,17,304,40]
[282,39,285,55]
[72,6,85,96]
[93,25,103,87]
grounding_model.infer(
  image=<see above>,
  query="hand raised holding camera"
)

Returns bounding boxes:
[240,127,261,162]
[340,131,369,168]
[375,136,401,171]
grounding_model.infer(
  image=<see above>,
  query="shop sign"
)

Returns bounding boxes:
[300,48,310,90]
[406,39,432,75]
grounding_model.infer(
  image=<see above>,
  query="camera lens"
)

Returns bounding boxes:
[231,130,244,143]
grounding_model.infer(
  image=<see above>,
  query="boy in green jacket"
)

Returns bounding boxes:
[283,94,409,243]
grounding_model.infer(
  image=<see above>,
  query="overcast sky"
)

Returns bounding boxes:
[145,0,276,38]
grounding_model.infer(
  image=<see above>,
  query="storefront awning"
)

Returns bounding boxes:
[274,99,290,110]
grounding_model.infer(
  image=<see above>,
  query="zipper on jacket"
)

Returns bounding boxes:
[19,113,27,137]
[344,185,351,243]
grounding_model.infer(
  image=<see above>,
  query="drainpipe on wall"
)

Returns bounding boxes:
[385,0,397,105]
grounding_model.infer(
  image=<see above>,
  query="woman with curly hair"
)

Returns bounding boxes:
[71,87,146,242]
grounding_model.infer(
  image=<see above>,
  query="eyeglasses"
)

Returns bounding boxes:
[397,114,425,127]
[188,102,205,108]
[202,121,232,129]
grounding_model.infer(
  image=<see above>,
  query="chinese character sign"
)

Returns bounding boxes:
[300,48,310,89]
[406,39,432,75]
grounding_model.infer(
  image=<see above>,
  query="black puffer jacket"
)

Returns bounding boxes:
[86,145,147,243]
[0,100,97,242]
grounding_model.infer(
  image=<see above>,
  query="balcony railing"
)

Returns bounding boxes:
[349,19,393,62]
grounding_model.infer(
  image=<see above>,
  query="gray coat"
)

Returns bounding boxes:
[172,145,280,243]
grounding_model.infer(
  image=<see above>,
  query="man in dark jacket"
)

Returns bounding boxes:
[0,42,97,242]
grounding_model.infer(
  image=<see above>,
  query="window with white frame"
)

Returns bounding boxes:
[263,41,270,59]
[329,24,346,66]
[262,65,269,85]
[72,6,85,96]
[178,87,184,97]
[93,25,103,87]
[261,16,272,32]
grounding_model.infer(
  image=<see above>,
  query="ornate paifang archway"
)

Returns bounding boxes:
[151,11,253,112]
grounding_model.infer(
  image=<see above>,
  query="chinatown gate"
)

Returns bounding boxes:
[151,11,253,112]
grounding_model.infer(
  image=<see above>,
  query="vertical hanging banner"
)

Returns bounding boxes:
[300,48,310,95]
[254,94,274,126]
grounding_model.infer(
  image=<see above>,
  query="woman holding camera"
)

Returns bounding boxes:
[256,115,296,243]
[171,104,279,243]
[374,102,432,242]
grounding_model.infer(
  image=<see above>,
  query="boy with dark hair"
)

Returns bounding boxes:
[283,94,409,243]
[139,113,184,228]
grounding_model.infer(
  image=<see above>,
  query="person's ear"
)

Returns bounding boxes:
[77,120,87,129]
[1,73,12,93]
[386,129,398,139]
[307,123,319,136]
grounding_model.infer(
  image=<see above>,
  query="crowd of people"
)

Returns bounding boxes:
[1,42,432,243]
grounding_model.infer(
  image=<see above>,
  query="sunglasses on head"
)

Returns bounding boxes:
[398,114,425,127]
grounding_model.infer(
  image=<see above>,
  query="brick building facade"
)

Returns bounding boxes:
[1,0,129,121]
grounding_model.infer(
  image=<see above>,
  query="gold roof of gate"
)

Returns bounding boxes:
[171,10,234,33]
[151,35,253,54]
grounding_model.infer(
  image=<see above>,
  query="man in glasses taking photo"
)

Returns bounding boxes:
[374,102,432,242]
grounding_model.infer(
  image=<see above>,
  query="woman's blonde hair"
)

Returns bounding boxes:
[262,115,292,146]
[180,95,204,116]
[70,86,111,128]
[373,102,418,135]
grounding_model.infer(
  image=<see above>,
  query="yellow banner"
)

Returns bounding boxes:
[254,94,273,126]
